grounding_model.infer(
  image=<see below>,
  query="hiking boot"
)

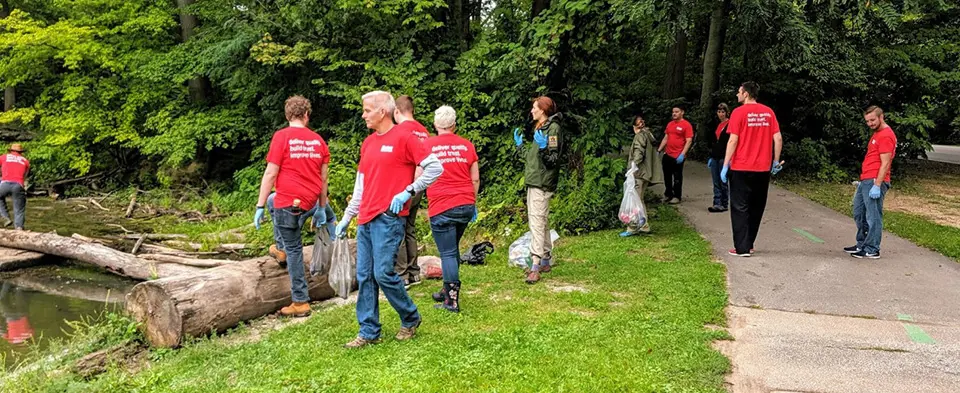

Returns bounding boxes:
[269,244,287,267]
[279,302,311,317]
[728,249,751,257]
[851,250,880,259]
[343,336,382,349]
[435,281,460,313]
[707,205,727,213]
[0,217,11,227]
[404,275,422,290]
[395,319,421,341]
[525,269,541,284]
[843,245,861,254]
[667,198,681,205]
[540,258,552,273]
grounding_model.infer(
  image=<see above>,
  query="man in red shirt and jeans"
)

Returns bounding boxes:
[335,91,443,348]
[845,106,896,259]
[721,82,784,257]
[0,143,29,230]
[657,106,694,204]
[254,96,330,317]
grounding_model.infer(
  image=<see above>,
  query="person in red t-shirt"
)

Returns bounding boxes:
[335,91,443,348]
[419,105,478,313]
[0,143,29,230]
[253,96,330,318]
[721,81,784,257]
[656,106,694,204]
[845,105,897,259]
[391,95,429,287]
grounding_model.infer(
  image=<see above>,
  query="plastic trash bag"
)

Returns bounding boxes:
[508,230,560,269]
[309,226,334,276]
[461,241,495,265]
[618,163,646,227]
[328,237,356,299]
[417,256,442,279]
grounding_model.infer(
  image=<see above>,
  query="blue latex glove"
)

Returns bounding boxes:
[869,185,882,199]
[513,128,523,146]
[325,211,338,241]
[707,158,715,168]
[533,130,548,149]
[253,207,265,230]
[312,205,327,229]
[335,218,349,239]
[720,164,729,184]
[676,153,685,164]
[470,208,478,223]
[389,191,412,214]
[771,161,783,175]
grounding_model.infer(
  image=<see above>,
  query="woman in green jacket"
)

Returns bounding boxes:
[621,114,663,237]
[512,96,562,284]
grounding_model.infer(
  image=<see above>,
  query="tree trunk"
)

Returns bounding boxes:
[0,246,46,272]
[126,244,347,348]
[0,0,14,111]
[698,0,731,130]
[662,29,688,99]
[175,0,209,104]
[532,0,550,19]
[0,230,203,280]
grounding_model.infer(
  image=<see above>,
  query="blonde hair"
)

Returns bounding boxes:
[285,95,311,121]
[362,91,396,114]
[434,106,457,130]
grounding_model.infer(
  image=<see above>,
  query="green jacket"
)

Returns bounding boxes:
[521,113,563,192]
[627,127,663,185]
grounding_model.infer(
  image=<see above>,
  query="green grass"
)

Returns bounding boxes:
[1,206,729,392]
[781,180,960,262]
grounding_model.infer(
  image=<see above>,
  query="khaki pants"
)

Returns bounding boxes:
[627,178,650,233]
[395,191,423,281]
[526,187,554,266]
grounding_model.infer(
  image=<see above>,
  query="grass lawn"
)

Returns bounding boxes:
[781,160,960,261]
[1,206,729,393]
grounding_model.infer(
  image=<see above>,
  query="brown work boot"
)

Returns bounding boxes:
[279,302,311,317]
[269,244,287,267]
[395,319,421,341]
[343,336,383,349]
[525,269,541,284]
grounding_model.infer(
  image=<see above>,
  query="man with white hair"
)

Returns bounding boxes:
[419,106,479,313]
[336,91,444,348]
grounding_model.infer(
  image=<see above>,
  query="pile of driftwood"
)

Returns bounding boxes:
[0,229,339,348]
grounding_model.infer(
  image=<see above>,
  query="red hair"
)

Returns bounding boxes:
[533,96,556,128]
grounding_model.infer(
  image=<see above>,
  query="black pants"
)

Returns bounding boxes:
[662,154,684,200]
[395,190,423,281]
[729,170,771,254]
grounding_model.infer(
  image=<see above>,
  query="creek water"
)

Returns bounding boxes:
[0,264,136,369]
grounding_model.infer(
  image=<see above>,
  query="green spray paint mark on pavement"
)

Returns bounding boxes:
[793,228,825,244]
[897,313,914,322]
[903,324,936,344]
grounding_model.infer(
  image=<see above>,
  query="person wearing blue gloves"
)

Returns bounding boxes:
[720,82,783,257]
[657,106,694,204]
[515,96,563,284]
[620,115,662,237]
[264,193,338,264]
[845,106,897,259]
[335,91,443,348]
[707,103,731,213]
[253,95,330,317]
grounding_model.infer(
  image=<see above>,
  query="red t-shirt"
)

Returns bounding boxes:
[664,119,694,158]
[395,120,429,142]
[424,134,478,217]
[265,127,330,209]
[860,127,897,183]
[357,126,430,224]
[715,120,729,139]
[1,153,29,186]
[728,103,781,172]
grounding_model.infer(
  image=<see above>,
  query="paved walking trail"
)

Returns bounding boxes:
[674,163,960,393]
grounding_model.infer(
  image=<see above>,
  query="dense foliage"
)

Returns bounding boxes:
[1,0,957,233]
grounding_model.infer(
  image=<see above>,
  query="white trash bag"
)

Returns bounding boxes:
[328,237,356,299]
[508,230,560,269]
[618,163,646,227]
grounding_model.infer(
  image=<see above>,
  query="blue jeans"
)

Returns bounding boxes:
[356,213,421,340]
[707,159,729,207]
[272,206,309,303]
[852,179,889,254]
[0,181,26,229]
[267,193,336,247]
[429,205,476,282]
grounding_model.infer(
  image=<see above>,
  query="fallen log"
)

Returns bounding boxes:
[126,242,354,348]
[124,191,138,218]
[0,246,47,272]
[120,234,189,241]
[89,199,109,211]
[0,230,203,280]
[161,240,202,251]
[140,254,228,268]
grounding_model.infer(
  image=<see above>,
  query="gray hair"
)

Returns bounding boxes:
[362,90,396,114]
[434,105,457,130]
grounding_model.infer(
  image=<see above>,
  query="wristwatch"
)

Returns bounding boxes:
[405,185,416,196]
